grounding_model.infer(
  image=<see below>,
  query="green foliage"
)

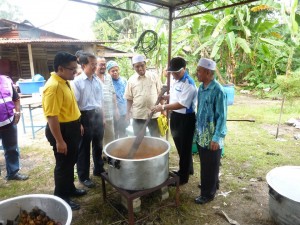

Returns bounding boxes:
[275,72,300,98]
[114,57,134,80]
[259,37,286,46]
[211,15,234,38]
[91,0,300,93]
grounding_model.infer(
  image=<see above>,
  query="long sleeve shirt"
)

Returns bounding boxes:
[72,72,103,111]
[195,79,227,149]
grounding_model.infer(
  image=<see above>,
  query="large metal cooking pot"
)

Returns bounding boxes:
[104,136,170,190]
[266,166,300,225]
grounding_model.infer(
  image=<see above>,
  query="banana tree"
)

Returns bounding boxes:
[191,5,252,83]
[280,0,300,76]
[274,0,300,138]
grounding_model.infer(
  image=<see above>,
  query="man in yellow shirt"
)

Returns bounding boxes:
[42,51,86,211]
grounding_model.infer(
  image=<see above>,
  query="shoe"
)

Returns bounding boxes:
[194,195,214,204]
[65,199,80,211]
[6,173,29,181]
[80,179,95,188]
[71,188,87,197]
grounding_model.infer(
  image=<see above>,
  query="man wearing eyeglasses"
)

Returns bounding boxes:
[72,52,104,189]
[152,57,197,185]
[43,51,86,210]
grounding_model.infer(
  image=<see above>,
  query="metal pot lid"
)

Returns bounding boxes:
[266,166,300,203]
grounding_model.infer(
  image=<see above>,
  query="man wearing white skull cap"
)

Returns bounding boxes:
[124,54,162,137]
[194,58,227,204]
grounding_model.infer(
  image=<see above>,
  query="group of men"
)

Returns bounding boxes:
[41,51,167,210]
[0,50,227,210]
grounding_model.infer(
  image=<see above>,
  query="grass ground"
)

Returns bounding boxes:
[0,93,300,225]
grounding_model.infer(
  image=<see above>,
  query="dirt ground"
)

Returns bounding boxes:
[1,94,299,225]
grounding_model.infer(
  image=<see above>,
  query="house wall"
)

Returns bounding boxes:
[0,43,129,83]
[0,45,80,82]
[0,46,20,81]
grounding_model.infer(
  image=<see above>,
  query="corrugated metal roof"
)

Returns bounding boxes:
[0,38,118,45]
[0,18,76,40]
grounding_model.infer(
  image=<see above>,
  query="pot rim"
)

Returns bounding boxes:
[266,166,300,203]
[104,136,170,161]
[0,194,72,225]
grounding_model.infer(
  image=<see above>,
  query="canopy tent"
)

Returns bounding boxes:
[70,0,258,76]
[70,0,259,138]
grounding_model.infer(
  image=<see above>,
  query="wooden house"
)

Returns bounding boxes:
[0,19,132,82]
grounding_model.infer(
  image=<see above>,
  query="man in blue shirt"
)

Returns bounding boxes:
[72,52,104,188]
[194,58,227,204]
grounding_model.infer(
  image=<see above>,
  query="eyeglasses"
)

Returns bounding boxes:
[98,63,106,67]
[62,66,77,72]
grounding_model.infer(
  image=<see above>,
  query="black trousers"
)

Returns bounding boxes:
[170,112,195,183]
[45,120,81,200]
[198,144,221,198]
[77,110,104,181]
[132,118,160,137]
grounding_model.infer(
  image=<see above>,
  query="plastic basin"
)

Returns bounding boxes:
[18,81,45,94]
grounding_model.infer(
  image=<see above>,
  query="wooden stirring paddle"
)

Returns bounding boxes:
[127,85,168,159]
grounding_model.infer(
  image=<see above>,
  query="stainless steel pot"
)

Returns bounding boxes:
[0,194,72,225]
[266,166,300,225]
[104,136,170,190]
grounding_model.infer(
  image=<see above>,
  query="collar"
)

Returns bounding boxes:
[178,71,189,82]
[81,72,97,80]
[135,71,151,79]
[200,79,217,91]
[51,72,67,84]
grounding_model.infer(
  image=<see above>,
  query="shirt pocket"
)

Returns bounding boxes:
[131,83,143,97]
[144,83,157,96]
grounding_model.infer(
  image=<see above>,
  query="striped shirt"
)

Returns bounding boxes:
[98,74,115,121]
